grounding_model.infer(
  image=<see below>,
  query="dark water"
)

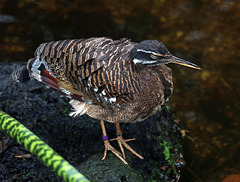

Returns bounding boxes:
[1,0,240,181]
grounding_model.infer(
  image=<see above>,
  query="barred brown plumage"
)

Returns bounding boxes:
[27,37,201,164]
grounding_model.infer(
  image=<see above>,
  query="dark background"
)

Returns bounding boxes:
[1,0,240,181]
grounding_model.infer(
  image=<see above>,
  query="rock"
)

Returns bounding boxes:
[0,62,184,181]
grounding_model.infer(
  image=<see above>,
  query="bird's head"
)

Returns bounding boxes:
[130,40,201,70]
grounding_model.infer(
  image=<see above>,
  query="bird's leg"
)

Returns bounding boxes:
[109,122,144,160]
[100,120,128,165]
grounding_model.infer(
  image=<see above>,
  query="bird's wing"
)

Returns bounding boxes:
[28,37,140,107]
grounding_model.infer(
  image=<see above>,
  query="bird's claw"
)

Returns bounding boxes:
[110,135,144,160]
[102,140,128,165]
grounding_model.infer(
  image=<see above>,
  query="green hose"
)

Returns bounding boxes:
[0,110,89,182]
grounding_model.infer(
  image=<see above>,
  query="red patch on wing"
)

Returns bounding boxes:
[72,94,83,101]
[41,70,84,101]
[41,69,60,91]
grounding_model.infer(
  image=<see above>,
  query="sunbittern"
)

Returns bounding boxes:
[26,37,201,164]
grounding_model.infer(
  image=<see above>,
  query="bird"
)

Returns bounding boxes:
[26,37,201,164]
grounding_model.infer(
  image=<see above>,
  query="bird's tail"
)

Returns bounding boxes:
[26,57,84,102]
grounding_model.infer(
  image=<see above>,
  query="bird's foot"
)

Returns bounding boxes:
[102,139,128,165]
[109,134,144,160]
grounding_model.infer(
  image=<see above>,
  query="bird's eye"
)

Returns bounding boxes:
[150,54,158,60]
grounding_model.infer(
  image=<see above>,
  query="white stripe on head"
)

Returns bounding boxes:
[133,58,157,65]
[137,49,159,55]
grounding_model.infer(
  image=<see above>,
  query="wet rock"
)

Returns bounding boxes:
[78,153,143,182]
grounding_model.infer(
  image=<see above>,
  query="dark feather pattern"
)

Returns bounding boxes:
[27,37,173,123]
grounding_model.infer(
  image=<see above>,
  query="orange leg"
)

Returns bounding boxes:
[110,122,144,160]
[100,120,128,164]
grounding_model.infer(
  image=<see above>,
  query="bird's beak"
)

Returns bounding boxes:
[168,55,202,70]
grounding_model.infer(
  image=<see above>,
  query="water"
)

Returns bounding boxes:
[1,0,240,181]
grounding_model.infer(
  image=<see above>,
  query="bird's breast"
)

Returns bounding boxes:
[86,65,173,123]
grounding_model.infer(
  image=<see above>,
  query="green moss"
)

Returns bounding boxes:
[162,141,171,163]
[165,105,170,113]
[157,134,176,166]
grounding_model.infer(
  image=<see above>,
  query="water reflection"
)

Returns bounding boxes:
[1,0,240,181]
